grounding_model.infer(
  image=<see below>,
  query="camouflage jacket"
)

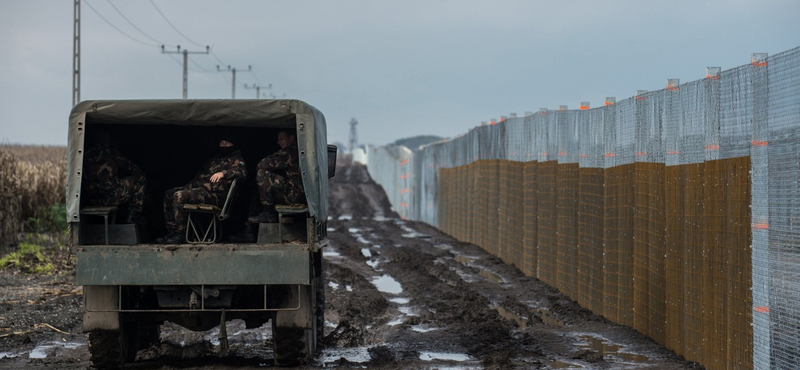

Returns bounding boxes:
[84,145,143,189]
[258,143,303,187]
[190,149,247,193]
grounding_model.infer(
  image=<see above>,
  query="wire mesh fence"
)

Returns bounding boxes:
[366,46,800,370]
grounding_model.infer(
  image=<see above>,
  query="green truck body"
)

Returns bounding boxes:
[68,99,335,368]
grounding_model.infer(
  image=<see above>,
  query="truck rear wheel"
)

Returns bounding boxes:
[88,327,134,368]
[272,326,312,366]
[272,255,324,366]
[88,319,146,368]
[314,257,325,351]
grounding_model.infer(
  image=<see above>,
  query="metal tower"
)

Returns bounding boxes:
[349,118,358,153]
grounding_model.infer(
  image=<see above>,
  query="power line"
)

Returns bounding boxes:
[251,69,267,87]
[84,0,159,47]
[210,49,228,67]
[148,0,205,48]
[105,0,175,47]
[189,58,214,72]
[83,0,260,99]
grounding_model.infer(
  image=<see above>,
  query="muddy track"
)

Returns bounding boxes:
[0,160,703,369]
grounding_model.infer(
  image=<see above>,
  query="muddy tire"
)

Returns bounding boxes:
[272,326,312,367]
[272,255,323,366]
[314,256,325,353]
[88,329,130,369]
[137,323,161,350]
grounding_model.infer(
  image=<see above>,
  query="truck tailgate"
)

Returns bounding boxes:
[76,244,311,285]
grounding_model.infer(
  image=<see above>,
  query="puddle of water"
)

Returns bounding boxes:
[576,335,648,363]
[323,250,341,258]
[319,346,371,364]
[398,306,417,316]
[361,248,372,258]
[338,215,352,221]
[366,260,380,268]
[434,243,453,250]
[390,297,410,304]
[419,351,471,362]
[348,227,361,233]
[371,275,403,294]
[399,225,429,239]
[411,325,439,333]
[544,360,584,369]
[29,341,83,359]
[387,318,404,326]
[449,265,478,283]
[454,254,478,264]
[203,321,270,347]
[537,308,564,326]
[0,351,21,359]
[357,236,371,244]
[326,227,335,232]
[373,216,388,222]
[493,306,528,329]
[329,281,340,290]
[346,285,353,292]
[478,268,504,283]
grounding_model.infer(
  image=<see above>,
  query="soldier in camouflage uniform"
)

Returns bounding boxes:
[247,129,305,225]
[83,131,147,224]
[156,139,247,244]
[228,130,303,242]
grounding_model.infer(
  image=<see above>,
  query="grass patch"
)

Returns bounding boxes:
[0,239,55,275]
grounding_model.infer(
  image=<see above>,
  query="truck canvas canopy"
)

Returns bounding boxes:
[67,99,329,228]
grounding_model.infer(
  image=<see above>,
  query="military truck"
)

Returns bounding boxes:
[67,99,336,368]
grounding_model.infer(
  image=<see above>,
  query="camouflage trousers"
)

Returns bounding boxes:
[256,168,304,208]
[163,185,224,232]
[85,175,146,211]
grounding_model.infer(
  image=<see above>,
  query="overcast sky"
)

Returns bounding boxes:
[1,0,798,148]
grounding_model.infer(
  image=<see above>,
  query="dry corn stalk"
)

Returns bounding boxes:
[0,150,22,245]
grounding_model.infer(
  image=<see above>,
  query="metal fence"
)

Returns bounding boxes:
[366,46,800,370]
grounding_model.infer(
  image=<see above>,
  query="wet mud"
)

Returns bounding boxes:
[0,159,703,369]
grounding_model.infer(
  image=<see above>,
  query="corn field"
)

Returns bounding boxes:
[0,145,67,246]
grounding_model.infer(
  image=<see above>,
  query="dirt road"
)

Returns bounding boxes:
[0,160,702,369]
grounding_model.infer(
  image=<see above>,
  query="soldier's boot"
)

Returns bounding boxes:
[248,206,278,224]
[228,224,257,243]
[156,231,185,244]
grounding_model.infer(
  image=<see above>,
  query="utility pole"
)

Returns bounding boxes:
[349,118,358,153]
[72,0,80,106]
[217,65,251,99]
[161,45,209,99]
[244,83,271,99]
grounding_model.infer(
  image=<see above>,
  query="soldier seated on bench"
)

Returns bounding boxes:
[156,138,247,244]
[229,130,305,243]
[83,129,147,225]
